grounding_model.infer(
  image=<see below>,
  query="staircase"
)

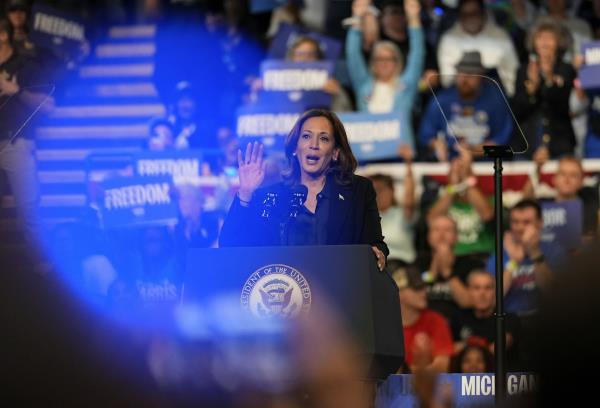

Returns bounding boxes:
[1,24,165,252]
[36,24,165,225]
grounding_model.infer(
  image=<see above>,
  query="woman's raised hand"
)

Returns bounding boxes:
[238,141,266,202]
[405,0,421,27]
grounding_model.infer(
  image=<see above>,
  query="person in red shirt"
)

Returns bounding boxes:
[392,265,454,372]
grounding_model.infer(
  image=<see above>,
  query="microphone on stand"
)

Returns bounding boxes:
[281,185,308,245]
[261,192,277,218]
[288,184,308,218]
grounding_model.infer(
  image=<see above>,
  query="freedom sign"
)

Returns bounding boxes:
[236,102,304,150]
[338,112,404,161]
[135,150,203,178]
[268,23,342,61]
[30,3,86,57]
[99,176,178,229]
[259,60,335,108]
[376,373,538,407]
[580,41,600,90]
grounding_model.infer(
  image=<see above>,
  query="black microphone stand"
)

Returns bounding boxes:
[483,145,513,405]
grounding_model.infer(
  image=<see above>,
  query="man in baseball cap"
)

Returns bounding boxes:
[419,48,513,160]
[392,266,453,372]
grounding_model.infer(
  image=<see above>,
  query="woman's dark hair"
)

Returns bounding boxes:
[0,18,14,44]
[510,198,542,220]
[286,35,324,61]
[283,109,358,185]
[458,0,485,14]
[369,173,398,206]
[451,343,494,373]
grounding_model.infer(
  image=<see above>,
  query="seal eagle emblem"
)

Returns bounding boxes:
[240,264,312,318]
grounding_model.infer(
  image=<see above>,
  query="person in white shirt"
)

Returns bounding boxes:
[368,145,416,268]
[437,0,519,96]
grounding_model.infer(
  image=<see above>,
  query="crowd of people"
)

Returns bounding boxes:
[370,151,597,373]
[147,0,600,161]
[141,0,600,375]
[2,0,600,388]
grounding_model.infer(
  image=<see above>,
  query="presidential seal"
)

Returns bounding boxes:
[240,264,312,319]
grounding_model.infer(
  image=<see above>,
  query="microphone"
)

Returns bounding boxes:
[261,192,277,218]
[288,185,308,218]
[280,184,308,245]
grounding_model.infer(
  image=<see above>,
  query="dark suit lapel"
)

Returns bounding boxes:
[327,180,353,244]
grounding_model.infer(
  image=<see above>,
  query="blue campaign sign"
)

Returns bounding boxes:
[99,176,178,229]
[250,0,293,13]
[541,199,583,251]
[134,150,205,178]
[236,102,304,151]
[580,41,600,90]
[268,23,342,61]
[30,4,86,56]
[375,373,538,407]
[260,60,334,108]
[337,112,404,161]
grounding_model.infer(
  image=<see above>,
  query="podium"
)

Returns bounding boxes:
[183,245,404,379]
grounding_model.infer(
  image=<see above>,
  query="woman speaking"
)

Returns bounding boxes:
[219,109,388,271]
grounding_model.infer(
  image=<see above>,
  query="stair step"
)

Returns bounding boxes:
[60,94,160,106]
[87,56,156,66]
[96,42,156,58]
[49,103,164,119]
[2,194,87,208]
[109,25,156,39]
[36,124,149,140]
[27,24,170,223]
[41,116,160,127]
[36,147,142,162]
[41,195,87,207]
[36,138,145,149]
[38,171,86,184]
[64,82,158,99]
[80,63,154,78]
